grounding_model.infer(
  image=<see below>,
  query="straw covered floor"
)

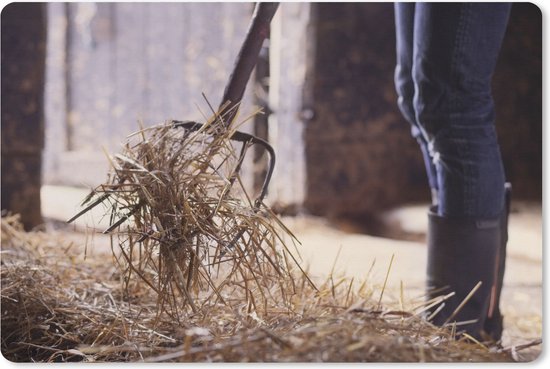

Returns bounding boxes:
[1,214,517,362]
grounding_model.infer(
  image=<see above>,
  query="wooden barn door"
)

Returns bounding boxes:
[44,3,255,189]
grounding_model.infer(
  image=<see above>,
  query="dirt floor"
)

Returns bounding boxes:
[40,185,543,361]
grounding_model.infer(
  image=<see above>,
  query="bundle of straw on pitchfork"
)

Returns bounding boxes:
[69,3,315,319]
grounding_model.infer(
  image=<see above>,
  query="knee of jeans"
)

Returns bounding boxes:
[411,66,447,137]
[394,65,416,125]
[412,61,495,136]
[395,64,413,93]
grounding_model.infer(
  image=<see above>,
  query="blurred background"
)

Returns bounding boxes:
[1,2,541,230]
[1,2,543,355]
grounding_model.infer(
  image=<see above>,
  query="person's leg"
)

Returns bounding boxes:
[412,3,510,218]
[394,2,439,204]
[411,2,511,341]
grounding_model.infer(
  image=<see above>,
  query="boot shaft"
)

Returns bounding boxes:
[427,208,502,339]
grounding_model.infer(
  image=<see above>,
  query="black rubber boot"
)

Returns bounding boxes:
[483,183,512,342]
[426,208,502,341]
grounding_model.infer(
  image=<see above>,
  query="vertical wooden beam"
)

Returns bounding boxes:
[1,3,47,229]
[267,3,310,211]
[63,2,74,151]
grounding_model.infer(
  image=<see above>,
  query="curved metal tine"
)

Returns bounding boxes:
[172,120,276,210]
[219,128,276,210]
[249,137,275,209]
[173,120,276,257]
[218,138,275,257]
[212,140,250,220]
[175,121,275,258]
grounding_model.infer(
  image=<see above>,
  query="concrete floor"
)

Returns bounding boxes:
[41,185,543,360]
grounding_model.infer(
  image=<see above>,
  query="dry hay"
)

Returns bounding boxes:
[1,214,520,362]
[1,112,535,362]
[67,114,314,320]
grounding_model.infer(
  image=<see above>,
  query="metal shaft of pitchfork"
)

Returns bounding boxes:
[217,2,279,126]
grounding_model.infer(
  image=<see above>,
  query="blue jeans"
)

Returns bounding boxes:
[394,2,511,218]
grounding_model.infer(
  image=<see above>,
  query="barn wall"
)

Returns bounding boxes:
[494,3,542,200]
[41,3,542,215]
[44,3,256,188]
[303,3,427,217]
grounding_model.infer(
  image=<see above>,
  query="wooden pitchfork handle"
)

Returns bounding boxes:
[218,2,279,126]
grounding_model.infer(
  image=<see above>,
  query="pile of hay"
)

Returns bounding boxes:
[68,115,313,319]
[3,113,532,362]
[1,215,515,362]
